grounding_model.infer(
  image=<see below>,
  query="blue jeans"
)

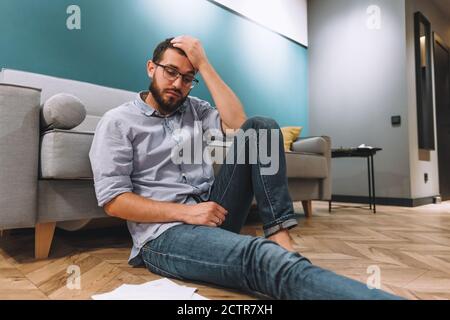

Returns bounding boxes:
[141,117,402,300]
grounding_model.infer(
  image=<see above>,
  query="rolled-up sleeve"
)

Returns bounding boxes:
[192,97,224,139]
[89,115,134,207]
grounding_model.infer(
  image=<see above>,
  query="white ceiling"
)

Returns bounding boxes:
[431,0,450,19]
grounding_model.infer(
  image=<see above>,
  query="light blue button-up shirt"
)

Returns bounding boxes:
[89,91,223,266]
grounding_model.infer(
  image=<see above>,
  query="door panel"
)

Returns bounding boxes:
[434,36,450,200]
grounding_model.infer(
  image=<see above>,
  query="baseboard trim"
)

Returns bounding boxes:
[330,195,439,207]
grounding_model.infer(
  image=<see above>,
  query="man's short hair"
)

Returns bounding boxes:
[152,37,187,63]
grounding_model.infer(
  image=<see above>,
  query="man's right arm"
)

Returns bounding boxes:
[90,114,227,227]
[104,192,184,222]
[104,192,227,227]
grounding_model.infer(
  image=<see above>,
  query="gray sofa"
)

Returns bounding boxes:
[0,69,331,259]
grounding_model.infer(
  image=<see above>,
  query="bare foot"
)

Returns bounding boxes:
[268,230,296,252]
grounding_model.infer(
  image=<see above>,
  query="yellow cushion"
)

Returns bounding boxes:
[281,127,302,152]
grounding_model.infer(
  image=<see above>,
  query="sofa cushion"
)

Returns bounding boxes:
[72,114,102,132]
[41,93,86,130]
[39,131,328,180]
[210,145,329,179]
[281,126,302,151]
[40,129,94,179]
[1,68,136,117]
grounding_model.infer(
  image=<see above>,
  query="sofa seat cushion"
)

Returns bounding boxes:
[211,146,329,179]
[285,152,328,179]
[40,129,94,179]
[39,132,328,180]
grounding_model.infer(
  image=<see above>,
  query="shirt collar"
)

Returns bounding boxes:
[135,91,188,118]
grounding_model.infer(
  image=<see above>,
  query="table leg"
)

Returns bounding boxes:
[371,154,376,214]
[367,157,372,210]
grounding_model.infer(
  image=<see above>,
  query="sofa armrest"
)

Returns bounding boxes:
[290,136,332,200]
[0,84,41,229]
[292,136,331,155]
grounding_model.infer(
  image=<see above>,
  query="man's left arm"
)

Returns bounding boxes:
[171,36,247,132]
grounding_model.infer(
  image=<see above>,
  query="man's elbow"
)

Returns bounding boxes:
[103,194,127,217]
[222,116,247,133]
[230,117,247,132]
[237,116,247,128]
[104,200,118,217]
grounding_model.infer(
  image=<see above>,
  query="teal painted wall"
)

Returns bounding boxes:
[0,0,309,134]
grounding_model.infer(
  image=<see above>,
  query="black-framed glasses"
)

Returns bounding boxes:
[154,62,199,89]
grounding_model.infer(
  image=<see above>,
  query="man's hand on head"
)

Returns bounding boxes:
[171,35,209,72]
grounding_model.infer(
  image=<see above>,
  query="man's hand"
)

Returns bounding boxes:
[171,35,209,71]
[184,201,228,227]
[172,35,247,131]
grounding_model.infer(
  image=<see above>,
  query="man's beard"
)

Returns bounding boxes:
[149,79,188,115]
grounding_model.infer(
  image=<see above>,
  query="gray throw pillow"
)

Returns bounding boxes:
[41,93,86,130]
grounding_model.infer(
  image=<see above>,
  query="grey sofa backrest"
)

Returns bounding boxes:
[0,68,136,132]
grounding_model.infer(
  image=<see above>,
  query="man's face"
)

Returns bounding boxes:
[148,49,195,115]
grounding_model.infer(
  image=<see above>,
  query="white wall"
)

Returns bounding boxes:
[308,0,412,199]
[405,0,450,198]
[210,0,308,46]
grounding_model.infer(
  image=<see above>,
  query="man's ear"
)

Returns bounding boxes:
[147,60,156,78]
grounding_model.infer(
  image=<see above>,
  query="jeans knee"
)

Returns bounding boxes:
[243,116,280,130]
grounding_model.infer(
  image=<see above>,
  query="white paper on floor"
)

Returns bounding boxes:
[91,278,208,300]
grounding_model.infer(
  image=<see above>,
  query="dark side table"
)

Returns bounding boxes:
[329,147,382,213]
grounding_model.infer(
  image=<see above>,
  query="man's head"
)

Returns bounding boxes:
[147,38,197,115]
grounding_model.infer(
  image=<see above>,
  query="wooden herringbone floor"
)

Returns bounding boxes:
[1,201,450,300]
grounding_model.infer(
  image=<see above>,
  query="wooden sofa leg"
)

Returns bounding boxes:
[35,222,56,259]
[302,201,313,218]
